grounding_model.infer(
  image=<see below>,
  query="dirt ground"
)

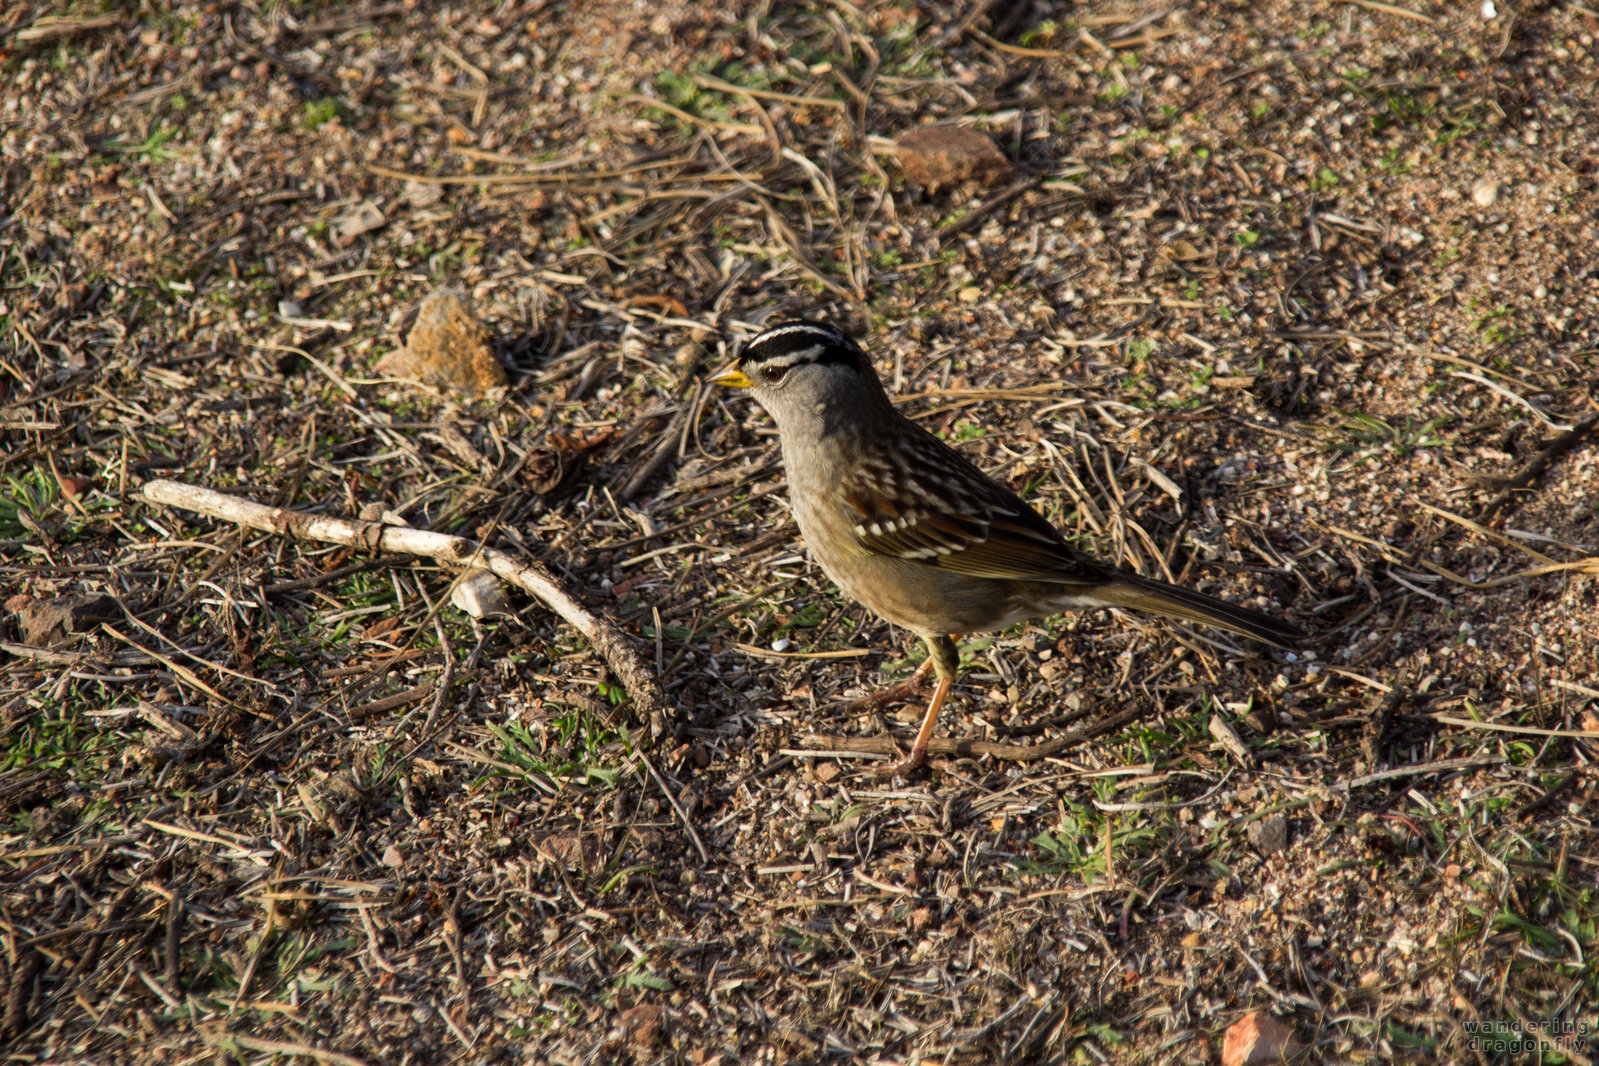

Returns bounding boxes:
[4,1,1598,1063]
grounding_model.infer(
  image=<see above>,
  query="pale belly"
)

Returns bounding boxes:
[789,486,1049,638]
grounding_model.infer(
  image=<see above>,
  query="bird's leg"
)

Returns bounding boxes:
[842,654,936,713]
[881,635,960,775]
[901,675,952,769]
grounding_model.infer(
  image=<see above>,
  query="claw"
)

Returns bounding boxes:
[873,675,952,777]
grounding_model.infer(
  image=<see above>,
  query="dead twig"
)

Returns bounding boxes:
[1208,713,1257,768]
[619,404,690,501]
[1432,715,1599,740]
[138,478,671,738]
[1328,0,1437,26]
[803,703,1146,762]
[1344,757,1498,788]
[1478,411,1599,522]
[1361,677,1408,767]
[638,751,709,864]
[938,174,1046,239]
[208,1033,371,1066]
[1514,772,1577,821]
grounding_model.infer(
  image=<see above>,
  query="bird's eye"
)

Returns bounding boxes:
[761,365,787,383]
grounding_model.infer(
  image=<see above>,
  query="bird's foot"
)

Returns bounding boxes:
[872,674,950,778]
[842,656,936,714]
[873,744,930,779]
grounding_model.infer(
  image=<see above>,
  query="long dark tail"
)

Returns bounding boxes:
[1098,571,1303,647]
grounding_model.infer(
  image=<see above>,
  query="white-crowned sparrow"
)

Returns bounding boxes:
[713,320,1301,770]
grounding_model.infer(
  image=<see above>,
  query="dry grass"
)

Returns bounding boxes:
[3,1,1598,1063]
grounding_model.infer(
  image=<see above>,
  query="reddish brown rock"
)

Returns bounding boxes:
[895,125,1014,190]
[376,289,507,398]
[616,1003,666,1047]
[1222,1011,1303,1066]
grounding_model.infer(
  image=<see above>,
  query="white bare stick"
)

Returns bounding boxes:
[139,478,669,733]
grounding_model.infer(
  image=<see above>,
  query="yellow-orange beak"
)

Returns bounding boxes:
[709,365,752,388]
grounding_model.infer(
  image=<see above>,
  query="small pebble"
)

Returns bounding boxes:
[771,637,791,652]
[1247,815,1289,855]
[1472,180,1500,207]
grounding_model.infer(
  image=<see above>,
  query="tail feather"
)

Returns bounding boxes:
[1098,572,1303,648]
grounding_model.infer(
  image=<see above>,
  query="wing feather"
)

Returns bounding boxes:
[839,430,1112,588]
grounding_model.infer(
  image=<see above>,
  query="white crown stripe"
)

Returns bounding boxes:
[750,322,841,341]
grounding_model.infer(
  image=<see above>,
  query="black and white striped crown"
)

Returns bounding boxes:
[739,320,864,372]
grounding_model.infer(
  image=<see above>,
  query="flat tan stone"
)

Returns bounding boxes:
[376,288,507,398]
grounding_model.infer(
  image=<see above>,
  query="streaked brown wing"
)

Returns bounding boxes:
[839,431,1113,587]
